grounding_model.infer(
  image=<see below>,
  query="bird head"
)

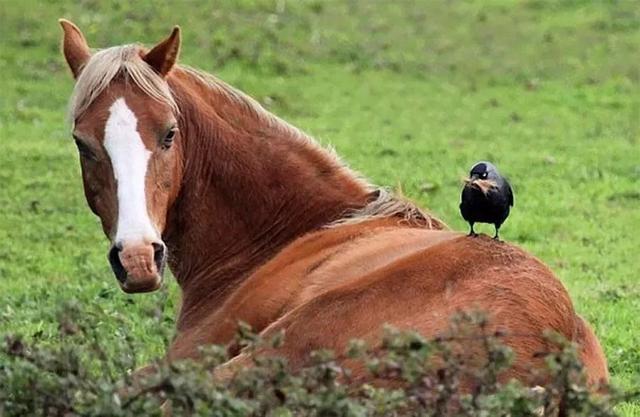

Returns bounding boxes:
[464,161,499,194]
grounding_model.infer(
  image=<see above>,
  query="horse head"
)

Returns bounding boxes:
[60,20,183,293]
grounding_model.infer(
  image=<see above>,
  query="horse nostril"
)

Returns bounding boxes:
[152,242,167,274]
[108,244,127,283]
[152,242,165,257]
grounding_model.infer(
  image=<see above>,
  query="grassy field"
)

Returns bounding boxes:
[1,0,638,414]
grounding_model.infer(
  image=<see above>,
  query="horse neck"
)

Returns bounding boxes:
[164,69,371,329]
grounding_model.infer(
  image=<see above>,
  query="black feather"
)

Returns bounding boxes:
[459,161,513,240]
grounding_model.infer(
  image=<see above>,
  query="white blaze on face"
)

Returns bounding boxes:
[104,98,158,244]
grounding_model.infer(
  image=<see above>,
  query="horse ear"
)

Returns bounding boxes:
[59,19,91,79]
[143,26,181,77]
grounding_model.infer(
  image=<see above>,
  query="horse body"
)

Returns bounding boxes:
[58,21,608,388]
[169,218,608,385]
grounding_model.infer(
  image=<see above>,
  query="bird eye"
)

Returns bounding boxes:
[162,127,178,150]
[481,172,488,179]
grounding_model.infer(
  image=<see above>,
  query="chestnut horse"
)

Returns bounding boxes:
[59,20,608,386]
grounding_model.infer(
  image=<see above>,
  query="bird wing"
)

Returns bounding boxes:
[506,182,514,207]
[459,187,474,221]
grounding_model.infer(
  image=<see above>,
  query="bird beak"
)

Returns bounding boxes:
[463,174,480,185]
[464,176,497,195]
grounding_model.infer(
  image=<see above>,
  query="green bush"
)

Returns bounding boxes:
[0,302,632,416]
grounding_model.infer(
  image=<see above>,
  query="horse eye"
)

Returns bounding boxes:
[162,127,178,149]
[73,136,96,160]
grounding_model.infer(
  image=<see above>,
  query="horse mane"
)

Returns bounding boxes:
[178,66,308,142]
[67,44,445,231]
[171,69,446,230]
[328,188,446,230]
[68,44,178,121]
[172,66,446,230]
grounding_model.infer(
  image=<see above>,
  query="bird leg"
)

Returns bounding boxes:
[468,223,477,237]
[493,226,500,240]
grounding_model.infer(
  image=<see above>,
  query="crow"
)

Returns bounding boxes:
[459,161,513,240]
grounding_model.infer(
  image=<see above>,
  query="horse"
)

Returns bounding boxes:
[58,20,608,388]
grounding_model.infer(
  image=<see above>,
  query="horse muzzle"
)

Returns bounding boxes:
[108,241,167,293]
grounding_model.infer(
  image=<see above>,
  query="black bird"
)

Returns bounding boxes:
[459,161,513,240]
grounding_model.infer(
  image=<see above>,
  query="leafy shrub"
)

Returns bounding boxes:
[0,303,630,416]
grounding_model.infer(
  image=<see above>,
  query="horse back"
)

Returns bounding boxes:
[261,231,576,370]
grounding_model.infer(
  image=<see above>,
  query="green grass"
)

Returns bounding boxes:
[0,0,638,414]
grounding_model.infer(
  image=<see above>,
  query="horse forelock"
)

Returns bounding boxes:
[68,45,178,122]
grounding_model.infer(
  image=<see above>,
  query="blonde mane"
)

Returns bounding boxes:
[180,66,296,135]
[69,45,178,121]
[328,188,446,230]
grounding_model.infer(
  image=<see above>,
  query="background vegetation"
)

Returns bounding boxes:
[0,0,638,414]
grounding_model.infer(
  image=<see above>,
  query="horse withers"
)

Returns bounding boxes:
[58,19,609,388]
